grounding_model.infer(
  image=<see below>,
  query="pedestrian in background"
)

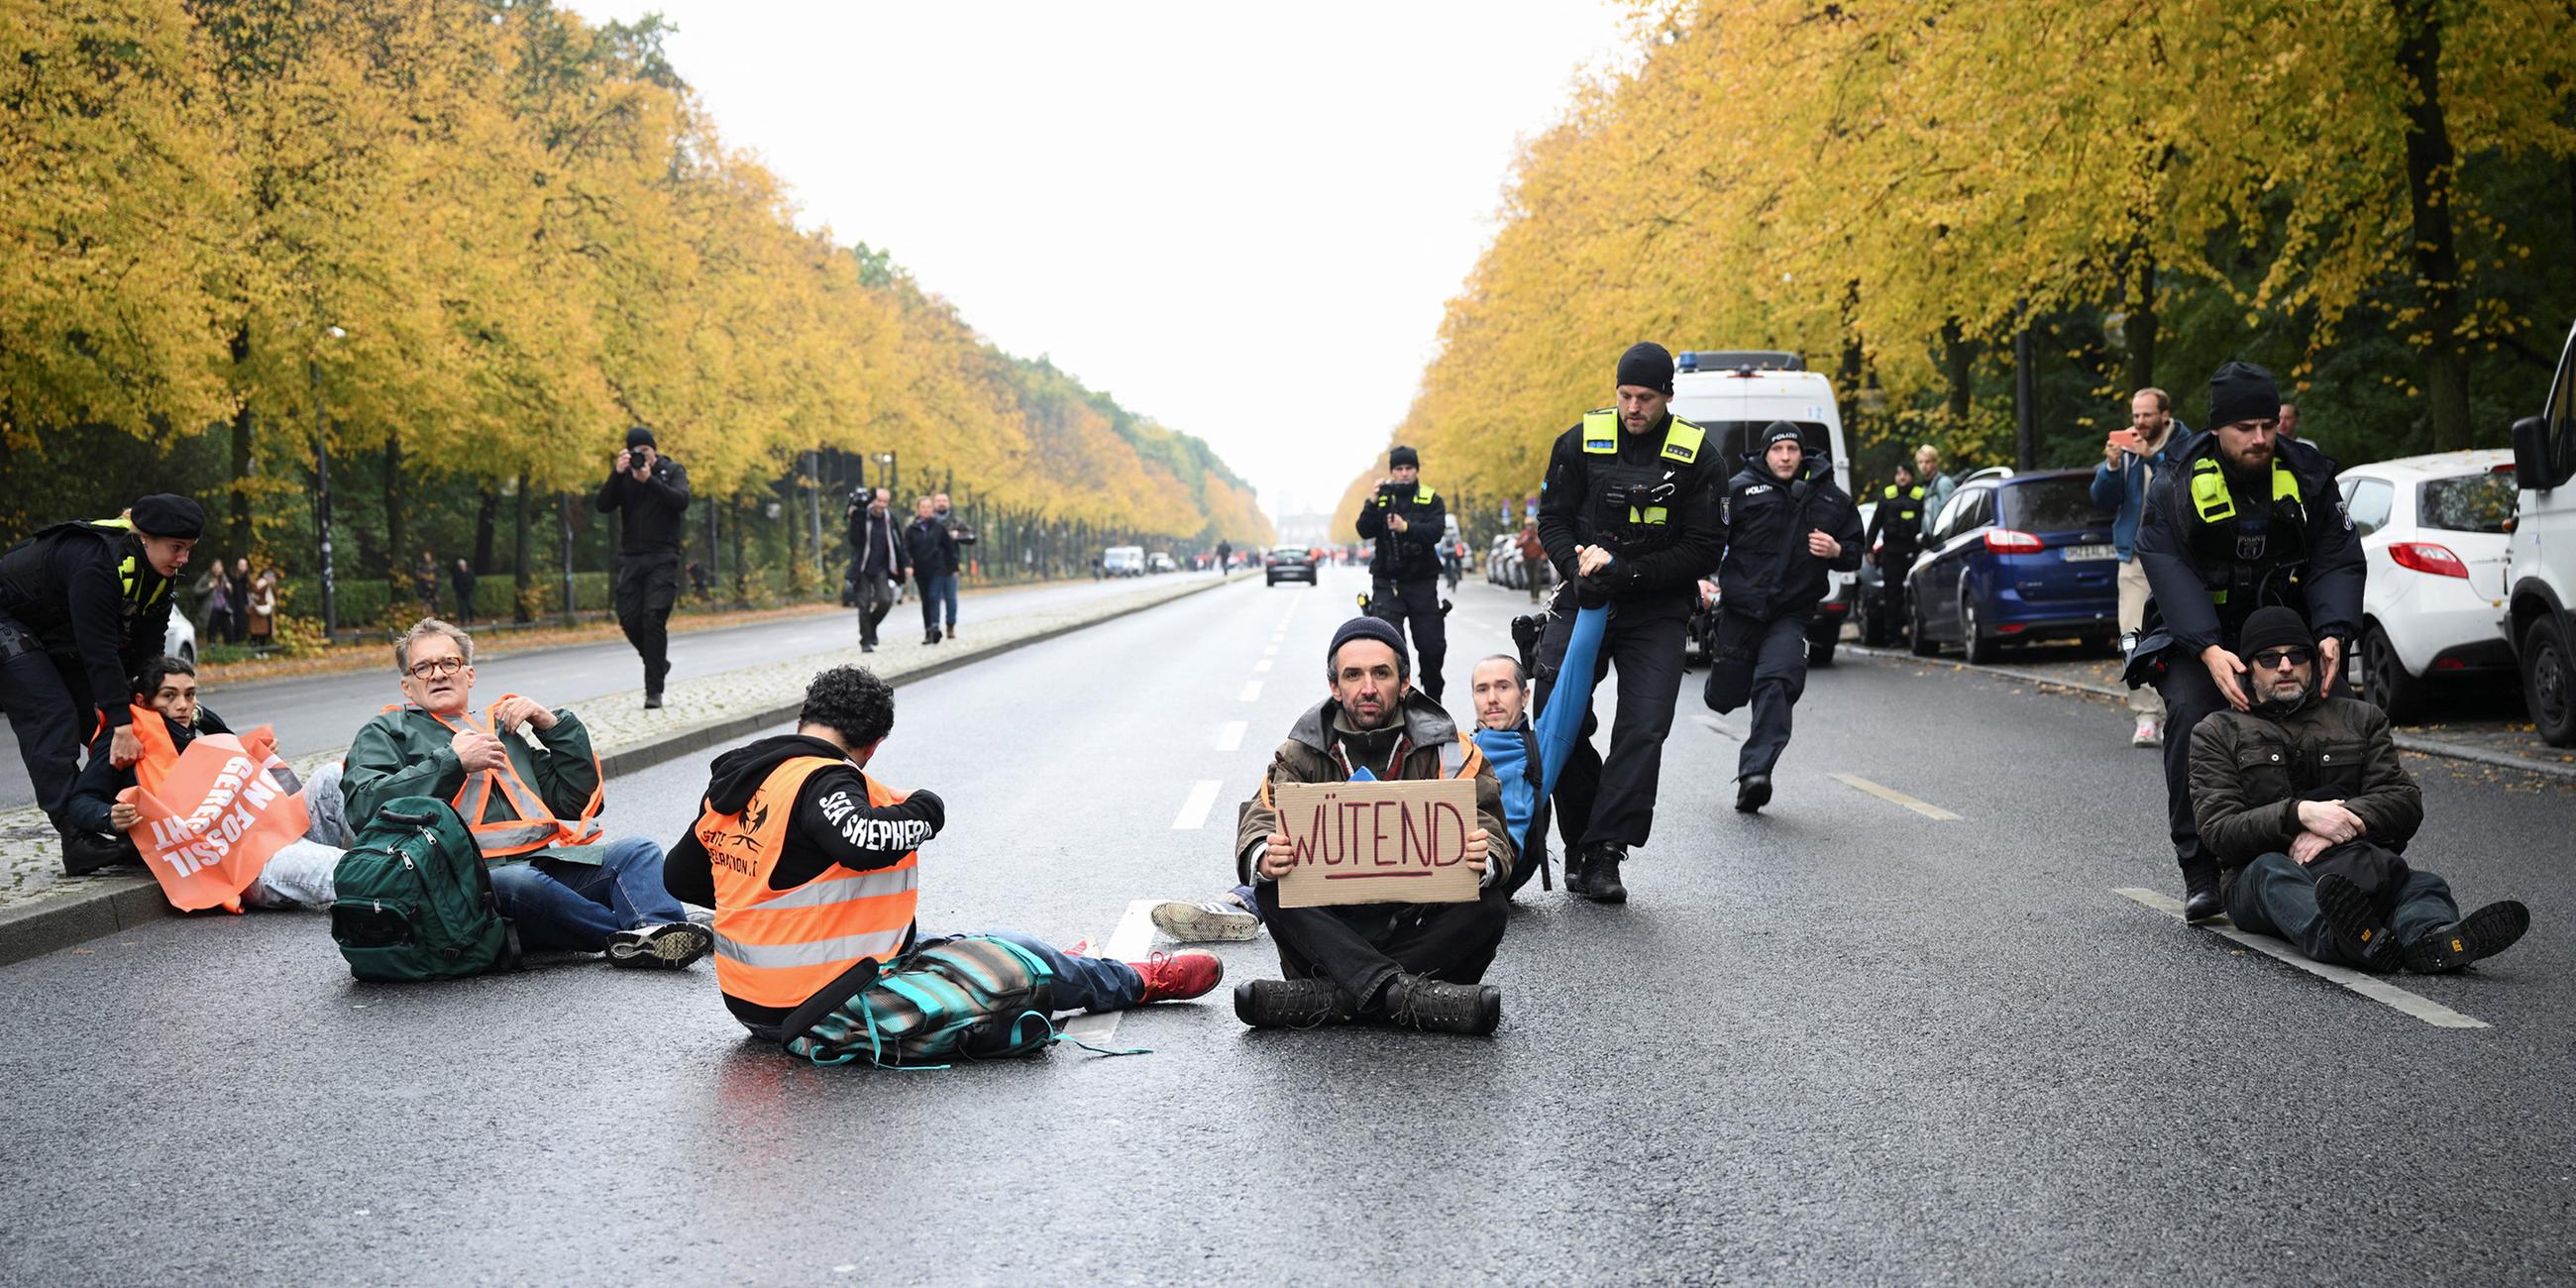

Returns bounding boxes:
[2091,386,2190,748]
[452,557,478,622]
[1862,462,1926,641]
[593,425,693,708]
[246,563,276,646]
[904,495,958,645]
[932,491,972,635]
[227,557,252,642]
[1914,443,1958,540]
[848,486,907,654]
[414,551,441,618]
[1516,519,1548,602]
[1355,445,1450,702]
[200,560,237,644]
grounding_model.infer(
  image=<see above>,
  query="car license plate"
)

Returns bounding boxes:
[2062,544,2117,562]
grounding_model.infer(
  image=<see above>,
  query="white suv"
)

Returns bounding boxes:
[2507,318,2576,745]
[2336,451,2519,721]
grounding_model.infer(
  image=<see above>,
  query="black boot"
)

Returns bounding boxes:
[924,628,940,645]
[2181,863,2223,922]
[2312,873,2402,972]
[1736,773,1772,813]
[1234,978,1353,1029]
[1381,973,1502,1036]
[1565,842,1627,905]
[60,830,135,876]
[2402,900,2529,974]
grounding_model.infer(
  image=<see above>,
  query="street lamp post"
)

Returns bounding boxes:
[308,324,346,637]
[875,451,899,500]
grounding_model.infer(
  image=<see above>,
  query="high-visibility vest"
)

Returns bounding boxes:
[128,705,181,796]
[2186,457,2306,607]
[700,756,921,1010]
[1578,411,1706,525]
[398,698,602,859]
[91,516,173,610]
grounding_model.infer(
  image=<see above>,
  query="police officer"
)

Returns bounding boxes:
[2129,361,2363,921]
[1710,423,1866,811]
[1354,445,1450,703]
[1862,462,1927,642]
[0,493,201,872]
[1531,343,1726,904]
[594,425,692,708]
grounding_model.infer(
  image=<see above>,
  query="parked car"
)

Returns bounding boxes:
[1102,546,1145,578]
[1905,470,2119,663]
[1486,534,1522,589]
[1146,551,1176,574]
[1266,544,1317,587]
[164,611,196,667]
[2336,450,2519,722]
[2508,316,2576,745]
[1668,350,1855,665]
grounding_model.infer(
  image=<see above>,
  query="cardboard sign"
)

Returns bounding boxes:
[1274,778,1481,908]
[119,727,310,912]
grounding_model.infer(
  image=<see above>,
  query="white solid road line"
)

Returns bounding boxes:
[1171,779,1223,830]
[1828,773,1964,820]
[1216,720,1246,752]
[1239,681,1263,702]
[2115,888,2491,1029]
[1060,899,1163,1048]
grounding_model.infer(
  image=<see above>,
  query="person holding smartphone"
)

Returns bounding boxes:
[2091,388,2190,748]
[593,425,692,707]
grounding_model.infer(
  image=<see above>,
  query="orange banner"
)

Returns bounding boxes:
[118,727,311,912]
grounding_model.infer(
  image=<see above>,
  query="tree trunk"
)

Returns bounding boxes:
[228,326,254,556]
[1839,278,1866,446]
[1940,317,1977,426]
[512,471,533,623]
[730,497,750,602]
[2123,245,2159,397]
[382,433,405,585]
[2394,0,2470,452]
[474,483,497,573]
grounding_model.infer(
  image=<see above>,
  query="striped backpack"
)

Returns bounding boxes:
[780,935,1064,1069]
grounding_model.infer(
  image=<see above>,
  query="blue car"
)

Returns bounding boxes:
[1905,470,2120,663]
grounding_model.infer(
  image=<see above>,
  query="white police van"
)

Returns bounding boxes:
[1668,350,1857,665]
[2508,317,2576,745]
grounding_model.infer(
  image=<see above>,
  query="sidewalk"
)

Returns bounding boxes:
[0,573,1243,965]
[1847,643,2576,783]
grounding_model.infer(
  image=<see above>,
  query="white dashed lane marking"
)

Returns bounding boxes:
[1828,773,1963,820]
[2116,888,2490,1029]
[1252,659,1272,673]
[1060,900,1162,1048]
[1239,681,1263,702]
[1216,720,1246,752]
[1171,779,1223,831]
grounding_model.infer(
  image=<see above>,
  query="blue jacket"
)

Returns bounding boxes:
[2089,422,2189,560]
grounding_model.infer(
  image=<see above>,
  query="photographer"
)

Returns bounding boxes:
[1354,446,1450,702]
[592,426,692,708]
[846,487,907,654]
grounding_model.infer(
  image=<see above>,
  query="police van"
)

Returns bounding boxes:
[1668,350,1858,664]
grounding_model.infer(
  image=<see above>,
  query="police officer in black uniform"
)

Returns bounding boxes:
[1862,462,1927,643]
[2129,361,2364,920]
[593,425,693,708]
[1354,446,1450,703]
[1531,343,1727,905]
[0,493,201,872]
[1710,423,1866,811]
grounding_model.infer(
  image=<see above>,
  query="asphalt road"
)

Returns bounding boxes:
[5,568,2572,1285]
[0,577,1162,811]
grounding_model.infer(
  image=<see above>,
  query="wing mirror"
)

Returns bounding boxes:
[2511,415,2552,490]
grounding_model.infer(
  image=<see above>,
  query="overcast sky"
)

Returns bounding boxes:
[573,1,1631,518]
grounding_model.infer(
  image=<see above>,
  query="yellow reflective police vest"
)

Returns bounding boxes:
[2186,457,2306,606]
[1579,411,1706,525]
[90,517,171,610]
[1879,483,1926,522]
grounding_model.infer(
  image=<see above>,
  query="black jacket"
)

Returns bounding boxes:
[904,516,958,579]
[592,455,693,556]
[2135,433,2361,655]
[664,733,947,1034]
[1535,414,1727,619]
[848,507,908,580]
[0,521,178,729]
[1355,483,1448,583]
[2188,691,2420,871]
[1715,457,1866,623]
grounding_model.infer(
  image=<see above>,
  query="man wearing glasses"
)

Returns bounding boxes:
[2125,362,2365,923]
[2187,606,2527,972]
[342,618,710,968]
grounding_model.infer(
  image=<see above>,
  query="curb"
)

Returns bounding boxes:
[1843,643,2576,784]
[0,575,1245,971]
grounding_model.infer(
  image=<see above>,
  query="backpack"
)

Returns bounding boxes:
[780,935,1065,1069]
[329,796,518,981]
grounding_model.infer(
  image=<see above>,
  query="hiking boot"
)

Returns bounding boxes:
[946,624,958,641]
[2312,873,2401,972]
[2132,715,2163,748]
[642,694,663,710]
[1131,950,1223,1003]
[1736,773,1772,813]
[1565,843,1627,904]
[1381,973,1502,1036]
[60,830,134,876]
[1234,978,1354,1028]
[2181,865,2223,922]
[2402,901,2529,974]
[1149,897,1261,943]
[925,628,941,645]
[605,921,713,969]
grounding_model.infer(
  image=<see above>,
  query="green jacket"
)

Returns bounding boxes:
[342,702,604,866]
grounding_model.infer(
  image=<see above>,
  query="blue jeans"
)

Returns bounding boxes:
[968,931,1140,1013]
[489,835,689,952]
[935,573,959,627]
[918,574,958,633]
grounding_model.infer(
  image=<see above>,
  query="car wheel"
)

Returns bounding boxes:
[2522,614,2576,748]
[2360,624,2426,724]
[180,641,196,667]
[1908,596,1938,657]
[1960,593,1996,666]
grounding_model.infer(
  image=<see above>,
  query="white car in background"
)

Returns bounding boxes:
[164,611,197,666]
[2336,449,2519,721]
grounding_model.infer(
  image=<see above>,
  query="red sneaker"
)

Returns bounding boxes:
[1131,950,1224,1004]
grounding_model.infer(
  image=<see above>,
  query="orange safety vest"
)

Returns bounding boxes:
[128,705,182,796]
[395,697,602,859]
[701,756,921,1010]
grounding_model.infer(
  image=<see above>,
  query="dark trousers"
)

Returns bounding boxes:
[2224,852,2458,968]
[0,614,90,832]
[1737,613,1813,779]
[1254,881,1508,1012]
[918,573,955,635]
[2153,649,2355,885]
[1874,552,1916,637]
[856,573,896,646]
[1533,603,1687,849]
[1370,577,1447,702]
[612,551,681,695]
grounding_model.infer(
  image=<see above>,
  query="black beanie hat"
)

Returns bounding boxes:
[1616,342,1674,394]
[2237,605,2314,659]
[130,493,205,540]
[625,425,657,450]
[2205,362,2280,432]
[1762,422,1805,452]
[1328,615,1410,677]
[1388,446,1420,471]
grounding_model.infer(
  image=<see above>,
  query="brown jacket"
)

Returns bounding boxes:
[1234,693,1514,887]
[2187,691,2421,870]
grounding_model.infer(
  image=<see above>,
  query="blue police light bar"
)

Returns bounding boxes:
[1675,351,1804,374]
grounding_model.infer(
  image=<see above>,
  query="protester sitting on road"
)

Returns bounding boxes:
[2187,606,2527,973]
[343,617,711,968]
[665,665,1221,1042]
[1230,616,1513,1035]
[64,655,348,908]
